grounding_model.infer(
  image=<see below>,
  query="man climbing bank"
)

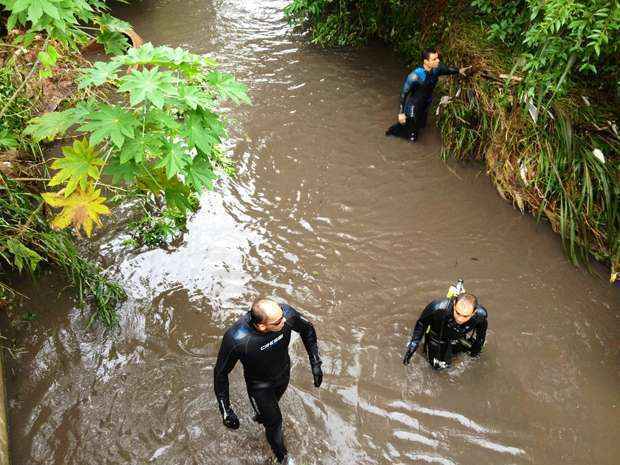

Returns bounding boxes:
[403,279,488,369]
[214,298,323,464]
[386,48,470,141]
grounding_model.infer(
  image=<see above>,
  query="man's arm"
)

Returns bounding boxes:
[403,299,442,364]
[213,330,240,428]
[469,308,488,356]
[283,304,322,387]
[437,62,471,77]
[410,299,443,347]
[399,72,420,113]
[284,304,320,364]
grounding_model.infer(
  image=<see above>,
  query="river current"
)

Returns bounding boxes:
[5,1,619,464]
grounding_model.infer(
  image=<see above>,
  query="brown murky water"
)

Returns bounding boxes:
[4,1,619,464]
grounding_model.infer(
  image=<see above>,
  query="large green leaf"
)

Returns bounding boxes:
[145,108,181,131]
[96,30,130,56]
[206,71,251,104]
[96,13,131,33]
[117,67,178,109]
[183,111,219,154]
[121,42,157,65]
[186,158,217,191]
[178,84,212,110]
[155,141,189,179]
[104,158,140,184]
[24,102,94,141]
[78,60,122,89]
[164,181,195,213]
[49,138,105,196]
[200,109,226,136]
[118,133,163,164]
[78,104,141,148]
[11,0,61,22]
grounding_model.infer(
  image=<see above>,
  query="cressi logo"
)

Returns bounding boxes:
[260,334,284,351]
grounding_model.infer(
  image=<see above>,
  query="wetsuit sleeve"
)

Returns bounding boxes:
[470,309,488,356]
[213,330,240,416]
[409,299,442,348]
[436,63,459,77]
[284,305,321,365]
[399,72,420,113]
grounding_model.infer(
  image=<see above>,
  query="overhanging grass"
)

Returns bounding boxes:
[436,24,619,278]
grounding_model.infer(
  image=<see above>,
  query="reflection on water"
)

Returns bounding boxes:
[4,0,619,464]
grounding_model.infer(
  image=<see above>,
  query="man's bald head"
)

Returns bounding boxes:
[453,293,477,324]
[251,298,283,325]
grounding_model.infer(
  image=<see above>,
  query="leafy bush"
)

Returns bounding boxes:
[471,0,620,101]
[1,5,249,325]
[1,0,134,76]
[25,43,250,237]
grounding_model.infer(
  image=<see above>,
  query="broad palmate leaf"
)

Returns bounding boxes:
[206,71,251,104]
[117,67,178,108]
[42,187,111,237]
[186,158,216,191]
[49,138,105,196]
[24,102,93,141]
[155,141,189,178]
[78,104,141,148]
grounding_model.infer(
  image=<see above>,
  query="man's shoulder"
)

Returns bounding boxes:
[224,314,253,342]
[409,67,426,80]
[281,303,297,318]
[428,298,450,310]
[475,305,488,319]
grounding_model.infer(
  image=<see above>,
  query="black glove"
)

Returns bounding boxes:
[469,348,481,358]
[311,362,323,388]
[403,341,418,365]
[222,408,240,430]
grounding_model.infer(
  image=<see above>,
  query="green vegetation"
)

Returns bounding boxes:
[26,43,249,236]
[285,0,619,280]
[1,1,250,325]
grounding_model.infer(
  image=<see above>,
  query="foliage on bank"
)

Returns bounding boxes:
[285,0,620,280]
[0,0,250,325]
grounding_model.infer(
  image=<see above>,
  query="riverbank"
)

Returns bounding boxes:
[284,0,619,281]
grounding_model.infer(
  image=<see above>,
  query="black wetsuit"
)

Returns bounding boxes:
[408,298,487,369]
[214,304,320,461]
[386,63,459,141]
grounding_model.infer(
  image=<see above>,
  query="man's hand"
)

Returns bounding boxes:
[222,408,240,430]
[459,66,472,77]
[398,113,406,124]
[311,362,323,388]
[403,341,418,365]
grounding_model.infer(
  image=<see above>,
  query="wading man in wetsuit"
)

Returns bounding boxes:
[386,48,470,142]
[214,298,323,464]
[403,293,487,369]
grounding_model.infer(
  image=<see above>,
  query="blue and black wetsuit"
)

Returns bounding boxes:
[214,304,321,461]
[407,298,487,369]
[386,63,459,140]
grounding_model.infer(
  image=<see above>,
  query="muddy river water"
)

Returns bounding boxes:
[5,0,619,464]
